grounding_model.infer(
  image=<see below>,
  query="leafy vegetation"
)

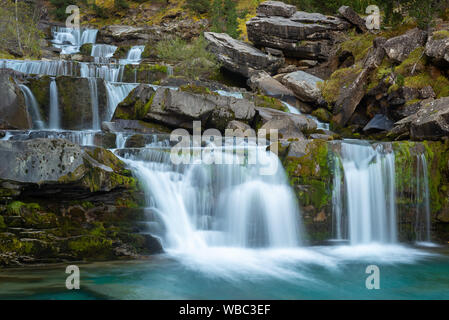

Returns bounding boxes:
[155,36,221,79]
[0,0,44,58]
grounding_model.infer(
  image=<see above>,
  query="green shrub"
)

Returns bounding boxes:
[184,0,210,14]
[156,36,221,79]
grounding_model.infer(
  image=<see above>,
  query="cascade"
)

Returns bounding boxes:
[105,82,138,120]
[0,59,78,77]
[91,44,118,63]
[415,153,431,242]
[18,84,45,129]
[121,46,145,64]
[51,26,98,55]
[119,141,302,251]
[332,140,397,245]
[88,78,100,130]
[49,78,61,130]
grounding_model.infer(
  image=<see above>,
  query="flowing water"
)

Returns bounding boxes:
[0,25,446,300]
[49,78,61,130]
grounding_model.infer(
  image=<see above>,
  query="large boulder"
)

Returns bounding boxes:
[332,37,386,126]
[97,25,162,45]
[246,7,350,60]
[247,71,295,101]
[204,32,284,77]
[257,1,297,18]
[337,6,367,33]
[425,30,449,66]
[392,97,449,140]
[256,107,317,134]
[280,70,324,104]
[383,28,427,63]
[114,84,256,132]
[0,71,31,130]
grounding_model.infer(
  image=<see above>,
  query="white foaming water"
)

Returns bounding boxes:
[49,78,61,130]
[120,143,302,252]
[88,78,100,130]
[215,90,244,99]
[115,132,127,149]
[0,59,78,77]
[105,82,138,120]
[52,27,98,55]
[282,102,330,130]
[80,62,124,82]
[19,84,44,129]
[91,44,118,63]
[333,140,397,245]
[120,46,145,65]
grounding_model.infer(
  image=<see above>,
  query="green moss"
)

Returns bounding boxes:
[79,43,93,56]
[339,32,377,62]
[394,47,426,76]
[431,30,449,40]
[68,236,113,259]
[6,201,40,215]
[254,95,287,111]
[311,108,331,123]
[0,216,6,229]
[180,84,216,95]
[318,66,362,105]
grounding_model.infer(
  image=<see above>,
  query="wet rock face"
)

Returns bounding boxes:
[383,28,428,63]
[246,9,350,61]
[0,71,31,130]
[204,32,284,77]
[247,71,295,101]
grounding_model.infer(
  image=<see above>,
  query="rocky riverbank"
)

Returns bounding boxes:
[0,1,449,265]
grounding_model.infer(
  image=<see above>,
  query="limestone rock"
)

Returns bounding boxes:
[0,71,31,130]
[204,32,284,77]
[281,70,323,104]
[338,6,367,33]
[247,71,295,101]
[257,1,297,18]
[383,28,427,62]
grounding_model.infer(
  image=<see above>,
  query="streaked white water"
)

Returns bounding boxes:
[282,101,330,131]
[120,143,302,252]
[88,78,100,130]
[91,44,118,63]
[416,153,431,242]
[49,78,61,130]
[333,141,397,245]
[331,155,344,240]
[120,46,145,65]
[80,62,124,82]
[0,59,78,77]
[18,84,45,129]
[52,27,98,55]
[105,82,138,120]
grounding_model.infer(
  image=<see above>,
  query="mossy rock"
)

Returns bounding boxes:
[311,108,332,123]
[79,43,93,56]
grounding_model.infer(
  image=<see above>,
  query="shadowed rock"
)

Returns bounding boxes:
[383,28,427,63]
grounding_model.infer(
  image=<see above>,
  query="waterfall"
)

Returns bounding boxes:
[91,44,118,63]
[115,133,127,149]
[88,78,100,130]
[105,82,138,120]
[120,46,145,64]
[281,101,330,131]
[415,154,431,242]
[331,155,344,240]
[0,59,78,77]
[52,27,98,55]
[333,140,397,245]
[18,84,45,129]
[119,143,302,251]
[80,62,123,82]
[49,78,61,130]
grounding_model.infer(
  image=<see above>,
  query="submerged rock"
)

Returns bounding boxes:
[204,32,284,77]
